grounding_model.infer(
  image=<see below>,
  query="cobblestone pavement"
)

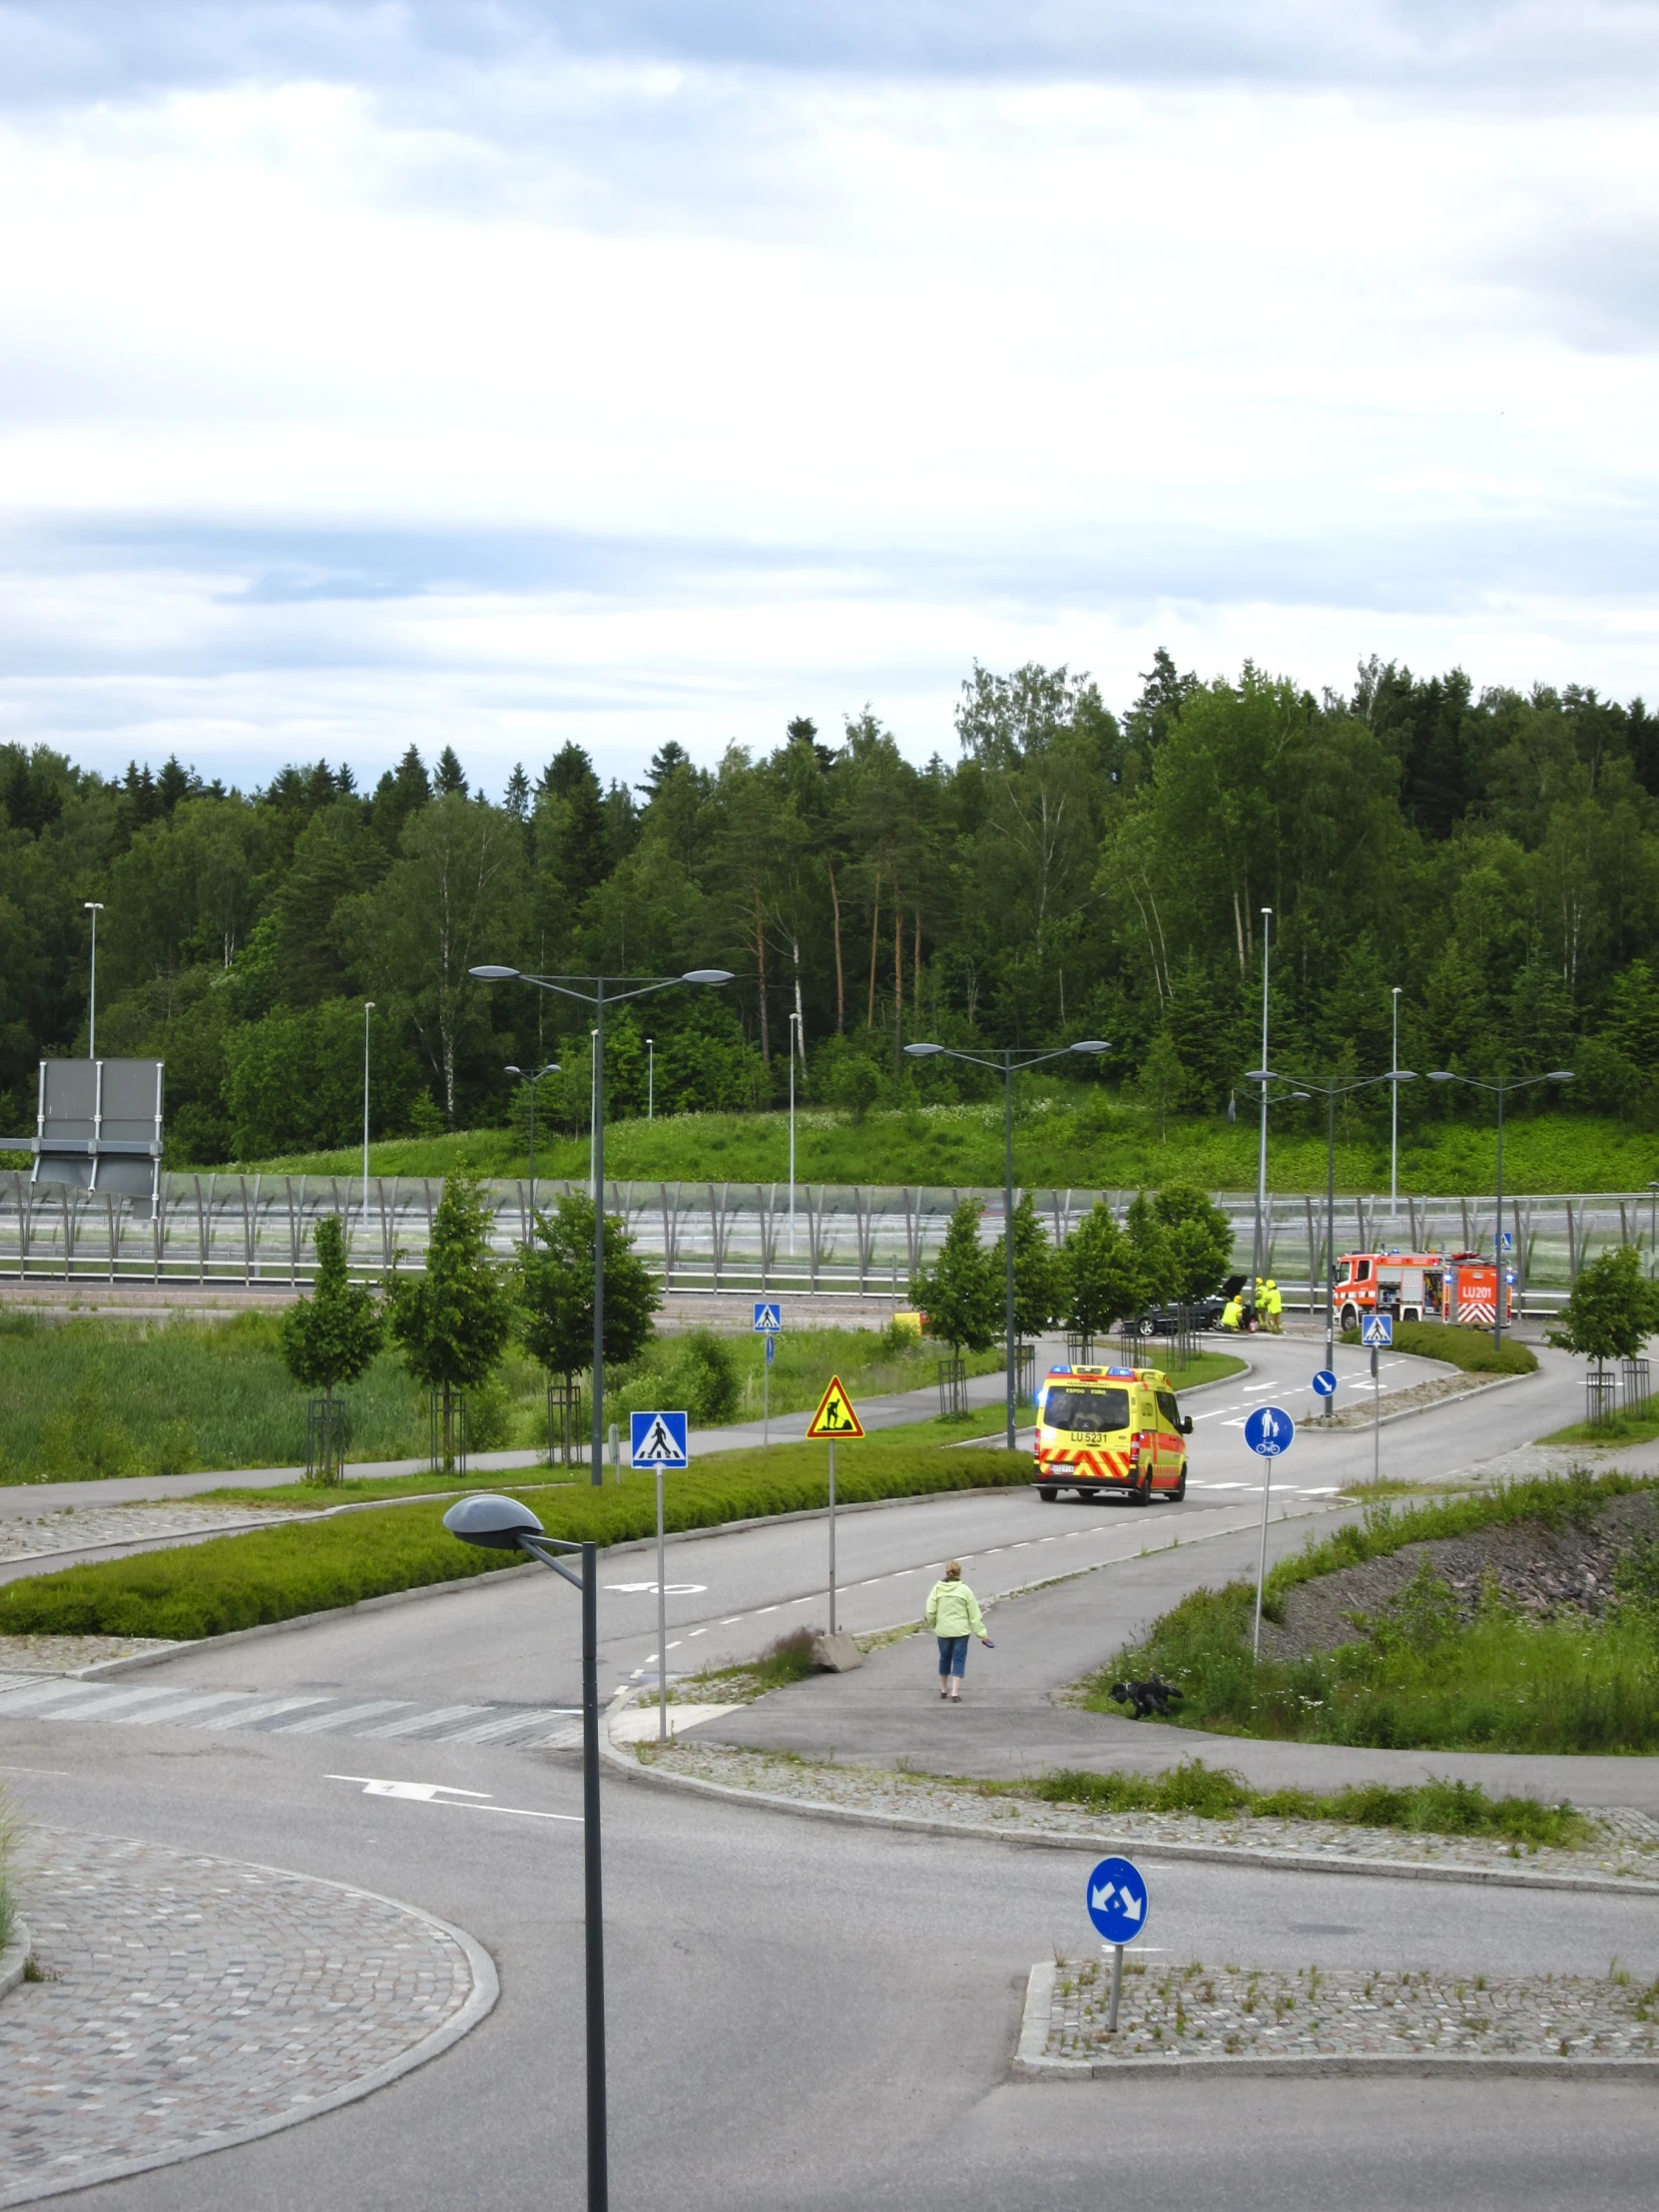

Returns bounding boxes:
[0,1501,298,1563]
[0,1675,582,1751]
[1041,1950,1659,2063]
[0,1828,493,2207]
[632,1737,1659,1885]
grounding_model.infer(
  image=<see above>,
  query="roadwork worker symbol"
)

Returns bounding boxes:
[806,1375,865,1439]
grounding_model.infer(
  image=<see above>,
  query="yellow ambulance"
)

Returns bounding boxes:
[1032,1364,1192,1504]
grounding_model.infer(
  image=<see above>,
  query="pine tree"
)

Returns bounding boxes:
[433,746,468,798]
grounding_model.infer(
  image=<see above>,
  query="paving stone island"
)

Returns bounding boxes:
[0,1500,296,1564]
[0,1828,494,2207]
[630,1736,1659,1887]
[1025,1951,1659,2070]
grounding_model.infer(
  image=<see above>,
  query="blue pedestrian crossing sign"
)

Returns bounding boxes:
[753,1302,783,1334]
[1243,1404,1295,1455]
[1085,1855,1149,1943]
[630,1410,689,1468]
[1362,1312,1393,1349]
[1312,1369,1338,1397]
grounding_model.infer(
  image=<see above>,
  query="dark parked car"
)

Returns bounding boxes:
[1129,1289,1231,1337]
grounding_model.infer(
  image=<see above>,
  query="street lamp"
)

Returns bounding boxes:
[646,1037,654,1123]
[1389,986,1403,1224]
[904,1037,1109,1448]
[1252,909,1273,1283]
[788,1008,802,1258]
[361,1002,375,1225]
[504,1061,560,1222]
[1253,1066,1415,1399]
[442,1493,609,2212]
[1423,1068,1574,1350]
[471,966,733,1482]
[84,902,104,1059]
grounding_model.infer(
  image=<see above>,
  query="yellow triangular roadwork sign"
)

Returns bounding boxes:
[806,1374,864,1439]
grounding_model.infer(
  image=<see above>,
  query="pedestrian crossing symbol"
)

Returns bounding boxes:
[805,1375,864,1439]
[630,1409,690,1467]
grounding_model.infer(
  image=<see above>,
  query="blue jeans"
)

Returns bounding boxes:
[937,1635,969,1678]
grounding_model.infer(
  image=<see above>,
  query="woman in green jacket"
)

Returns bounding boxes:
[924,1560,992,1700]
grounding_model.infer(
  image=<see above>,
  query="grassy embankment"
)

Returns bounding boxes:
[211,1100,1659,1196]
[0,1314,1006,1486]
[0,1431,1030,1642]
[1342,1321,1537,1376]
[1085,1472,1659,1755]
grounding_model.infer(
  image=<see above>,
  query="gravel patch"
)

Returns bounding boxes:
[1040,1951,1659,2064]
[633,1737,1659,1884]
[0,1636,184,1676]
[1319,1373,1511,1427]
[0,1502,297,1564]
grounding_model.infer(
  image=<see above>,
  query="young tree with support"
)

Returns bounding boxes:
[387,1174,512,1471]
[517,1193,661,1462]
[278,1214,382,1483]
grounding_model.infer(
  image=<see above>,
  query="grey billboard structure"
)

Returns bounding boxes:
[30,1058,165,1212]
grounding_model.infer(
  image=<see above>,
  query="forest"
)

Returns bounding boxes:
[2,650,1658,1166]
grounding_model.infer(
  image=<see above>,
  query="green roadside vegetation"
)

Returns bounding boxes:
[1340,1320,1537,1375]
[221,1101,1658,1199]
[990,1759,1585,1850]
[0,1313,1003,1485]
[1544,1398,1659,1448]
[0,1429,1030,1641]
[1085,1472,1659,1755]
[0,1781,16,1953]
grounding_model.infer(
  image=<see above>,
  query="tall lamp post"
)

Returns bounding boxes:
[361,1001,374,1224]
[504,1060,560,1222]
[442,1493,610,2212]
[646,1038,654,1122]
[1389,986,1402,1226]
[904,1038,1109,1449]
[788,1008,801,1257]
[1252,1067,1414,1401]
[84,901,104,1058]
[471,967,733,1482]
[1252,908,1272,1283]
[1423,1067,1574,1350]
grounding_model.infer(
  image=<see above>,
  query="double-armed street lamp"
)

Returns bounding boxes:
[84,900,104,1059]
[441,1493,609,2212]
[1423,1067,1574,1350]
[504,1060,560,1221]
[470,966,734,1482]
[1249,1066,1415,1396]
[903,1038,1110,1449]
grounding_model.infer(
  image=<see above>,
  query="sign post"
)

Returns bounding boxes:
[630,1410,690,1743]
[1085,1854,1150,2032]
[805,1375,864,1633]
[1312,1367,1337,1423]
[1243,1403,1296,1659]
[1362,1312,1393,1487]
[753,1302,783,1447]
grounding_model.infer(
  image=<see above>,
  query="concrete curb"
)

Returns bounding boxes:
[0,1847,498,2210]
[0,1915,30,2004]
[597,1719,1659,1898]
[1010,1960,1659,2081]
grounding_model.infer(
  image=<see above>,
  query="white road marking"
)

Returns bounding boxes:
[605,1582,707,1595]
[327,1775,580,1822]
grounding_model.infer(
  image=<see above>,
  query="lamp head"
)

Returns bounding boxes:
[1391,1069,1418,1082]
[904,1042,944,1058]
[469,965,520,981]
[1244,1068,1275,1082]
[442,1493,546,1552]
[1068,1039,1110,1054]
[1425,1070,1455,1083]
[1547,1070,1575,1083]
[1289,1090,1312,1102]
[538,1062,560,1077]
[682,969,734,985]
[503,1065,523,1078]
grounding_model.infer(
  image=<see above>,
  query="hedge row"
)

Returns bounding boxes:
[1340,1320,1537,1374]
[0,1443,1024,1642]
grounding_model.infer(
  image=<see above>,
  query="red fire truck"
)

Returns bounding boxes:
[1334,1250,1513,1333]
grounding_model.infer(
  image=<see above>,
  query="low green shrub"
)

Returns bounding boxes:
[0,1441,1025,1641]
[1339,1320,1536,1375]
[1012,1759,1583,1847]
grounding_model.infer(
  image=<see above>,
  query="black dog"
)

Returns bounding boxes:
[1108,1677,1184,1720]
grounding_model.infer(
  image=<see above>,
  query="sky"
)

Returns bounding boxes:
[1,1,1657,800]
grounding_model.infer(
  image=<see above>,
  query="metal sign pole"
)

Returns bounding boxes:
[656,1465,667,1745]
[1373,1346,1382,1486]
[828,1437,837,1634]
[580,1540,609,2212]
[1107,1942,1125,2032]
[764,1347,770,1449]
[1252,1451,1274,1660]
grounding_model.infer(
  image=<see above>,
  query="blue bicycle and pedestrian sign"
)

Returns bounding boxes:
[1243,1403,1296,1455]
[1362,1313,1393,1349]
[629,1410,689,1468]
[1312,1370,1338,1398]
[1085,1856,1149,1943]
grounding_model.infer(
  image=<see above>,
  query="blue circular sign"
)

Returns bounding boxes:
[1312,1370,1338,1397]
[1085,1855,1149,1943]
[1243,1404,1296,1455]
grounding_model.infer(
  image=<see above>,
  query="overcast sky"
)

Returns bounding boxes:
[2,1,1656,798]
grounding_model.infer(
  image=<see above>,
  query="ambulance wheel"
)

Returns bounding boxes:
[1037,1486,1059,1501]
[1166,1468,1187,1503]
[1131,1462,1153,1505]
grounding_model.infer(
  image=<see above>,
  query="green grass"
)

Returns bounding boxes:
[997,1758,1585,1848]
[1542,1394,1659,1448]
[224,1100,1659,1197]
[0,1432,1031,1640]
[0,1781,16,1954]
[1340,1321,1537,1375]
[1082,1472,1659,1755]
[0,1312,1002,1486]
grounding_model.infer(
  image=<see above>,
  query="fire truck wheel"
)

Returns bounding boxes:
[1340,1303,1359,1334]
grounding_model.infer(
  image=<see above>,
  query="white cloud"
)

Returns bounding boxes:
[0,9,1655,792]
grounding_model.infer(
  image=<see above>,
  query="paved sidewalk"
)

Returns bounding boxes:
[0,1828,494,2207]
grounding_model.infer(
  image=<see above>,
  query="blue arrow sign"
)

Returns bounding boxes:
[630,1410,689,1468]
[753,1301,783,1333]
[765,1335,776,1366]
[1243,1403,1295,1456]
[1361,1312,1393,1349]
[1085,1855,1149,1943]
[1312,1369,1338,1397]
